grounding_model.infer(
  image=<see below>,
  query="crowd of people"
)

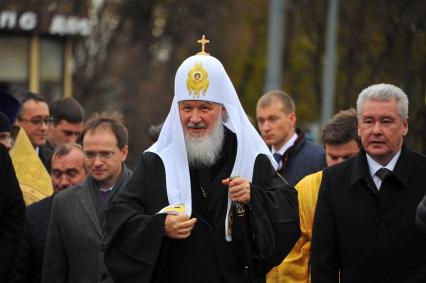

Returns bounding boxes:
[1,41,426,283]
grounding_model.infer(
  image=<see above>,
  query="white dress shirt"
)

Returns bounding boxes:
[366,150,401,190]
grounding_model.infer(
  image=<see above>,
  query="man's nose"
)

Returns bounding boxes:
[58,175,70,189]
[261,121,271,132]
[93,156,104,166]
[40,121,49,131]
[372,122,382,134]
[189,110,201,123]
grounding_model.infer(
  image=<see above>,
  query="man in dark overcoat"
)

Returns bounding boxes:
[311,83,426,283]
[0,143,25,281]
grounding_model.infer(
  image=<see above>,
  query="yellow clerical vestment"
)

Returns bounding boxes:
[9,127,53,205]
[266,170,323,283]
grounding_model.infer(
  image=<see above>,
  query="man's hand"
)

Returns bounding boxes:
[164,213,197,239]
[222,177,251,204]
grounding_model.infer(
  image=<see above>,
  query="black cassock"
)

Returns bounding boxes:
[103,130,300,283]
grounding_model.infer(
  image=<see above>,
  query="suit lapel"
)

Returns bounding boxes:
[76,185,103,237]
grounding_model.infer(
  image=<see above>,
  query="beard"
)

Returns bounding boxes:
[184,119,225,168]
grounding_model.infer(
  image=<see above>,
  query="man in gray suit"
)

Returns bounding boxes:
[42,113,132,283]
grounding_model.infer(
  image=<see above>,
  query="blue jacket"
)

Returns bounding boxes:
[277,128,326,186]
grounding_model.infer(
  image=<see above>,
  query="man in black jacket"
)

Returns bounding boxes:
[103,45,300,283]
[8,143,87,283]
[0,144,25,281]
[311,83,426,283]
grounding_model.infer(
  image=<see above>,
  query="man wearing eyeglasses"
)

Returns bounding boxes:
[42,113,132,283]
[8,143,87,283]
[14,92,53,171]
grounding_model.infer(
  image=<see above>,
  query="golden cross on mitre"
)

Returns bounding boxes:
[197,34,210,55]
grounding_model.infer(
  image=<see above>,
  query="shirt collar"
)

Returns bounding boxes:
[273,132,298,155]
[100,186,114,192]
[366,149,401,178]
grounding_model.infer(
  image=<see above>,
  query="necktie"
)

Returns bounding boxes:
[100,189,111,199]
[273,153,282,164]
[376,167,392,181]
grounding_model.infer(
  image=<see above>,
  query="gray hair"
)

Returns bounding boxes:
[356,83,409,119]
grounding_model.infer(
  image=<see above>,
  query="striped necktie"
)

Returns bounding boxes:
[376,167,392,181]
[273,153,282,164]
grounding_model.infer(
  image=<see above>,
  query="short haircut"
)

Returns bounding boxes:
[356,83,409,119]
[257,90,296,114]
[49,97,85,125]
[81,112,128,149]
[322,108,361,147]
[51,142,82,159]
[51,143,86,172]
[15,91,48,119]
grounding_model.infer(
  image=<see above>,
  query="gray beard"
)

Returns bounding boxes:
[184,121,225,168]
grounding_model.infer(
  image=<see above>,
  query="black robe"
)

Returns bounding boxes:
[0,144,25,281]
[103,130,300,283]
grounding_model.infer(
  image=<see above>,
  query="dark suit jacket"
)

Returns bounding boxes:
[39,143,53,173]
[42,167,132,283]
[311,145,426,283]
[8,196,53,283]
[0,144,26,281]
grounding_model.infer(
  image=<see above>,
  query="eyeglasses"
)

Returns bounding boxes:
[20,116,54,126]
[83,151,115,160]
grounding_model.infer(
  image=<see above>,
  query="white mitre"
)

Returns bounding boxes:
[147,52,278,240]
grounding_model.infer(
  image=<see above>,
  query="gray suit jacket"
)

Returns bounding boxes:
[42,166,132,283]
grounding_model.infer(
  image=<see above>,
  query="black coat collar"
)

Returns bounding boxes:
[350,144,411,190]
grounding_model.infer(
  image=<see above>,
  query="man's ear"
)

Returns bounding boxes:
[289,112,297,125]
[120,145,129,162]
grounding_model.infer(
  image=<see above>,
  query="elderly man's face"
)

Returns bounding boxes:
[179,100,224,138]
[358,98,408,165]
[51,147,87,193]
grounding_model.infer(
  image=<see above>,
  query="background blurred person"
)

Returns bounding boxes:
[15,92,52,171]
[267,108,360,283]
[256,90,326,186]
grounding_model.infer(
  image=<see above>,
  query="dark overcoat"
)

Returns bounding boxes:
[8,196,53,283]
[0,144,25,281]
[311,145,426,283]
[104,131,300,283]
